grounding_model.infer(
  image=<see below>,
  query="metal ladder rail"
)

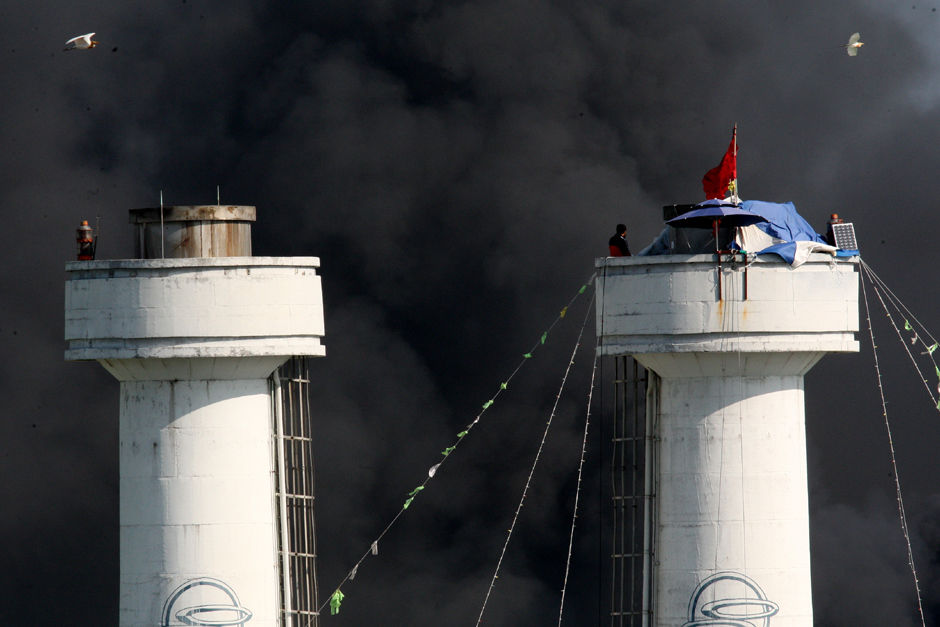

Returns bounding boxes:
[275,357,321,626]
[609,357,649,626]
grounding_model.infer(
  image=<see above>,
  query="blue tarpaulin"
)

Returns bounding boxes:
[740,200,826,244]
[738,200,832,266]
[641,199,843,266]
[756,241,802,263]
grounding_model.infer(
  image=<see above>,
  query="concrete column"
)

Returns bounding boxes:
[596,254,858,626]
[119,376,278,626]
[65,257,325,626]
[643,355,818,626]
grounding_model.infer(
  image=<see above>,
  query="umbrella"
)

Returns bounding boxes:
[666,200,768,299]
[667,200,768,252]
[666,200,768,231]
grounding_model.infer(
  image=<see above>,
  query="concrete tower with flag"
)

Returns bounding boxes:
[595,246,859,624]
[64,206,325,626]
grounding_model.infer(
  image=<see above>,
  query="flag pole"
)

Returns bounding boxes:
[732,123,738,204]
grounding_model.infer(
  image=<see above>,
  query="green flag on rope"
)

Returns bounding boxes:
[312,273,598,619]
[330,590,345,615]
[404,485,424,509]
[929,343,938,355]
[905,320,913,331]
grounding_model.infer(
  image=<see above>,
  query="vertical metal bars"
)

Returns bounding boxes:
[609,356,649,626]
[274,357,320,626]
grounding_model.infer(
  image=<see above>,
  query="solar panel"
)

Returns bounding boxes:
[831,222,858,250]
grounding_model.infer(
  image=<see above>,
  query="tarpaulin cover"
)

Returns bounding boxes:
[738,200,835,266]
[642,199,840,266]
[740,200,825,245]
[754,240,837,267]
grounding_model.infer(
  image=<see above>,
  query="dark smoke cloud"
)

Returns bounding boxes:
[3,0,940,623]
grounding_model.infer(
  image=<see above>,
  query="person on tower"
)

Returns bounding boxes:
[609,224,632,256]
[825,213,844,247]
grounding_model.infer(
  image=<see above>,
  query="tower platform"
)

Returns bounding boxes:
[65,256,324,379]
[65,255,325,626]
[595,253,859,627]
[597,253,858,359]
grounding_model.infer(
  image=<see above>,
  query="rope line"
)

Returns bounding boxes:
[313,273,597,620]
[862,261,940,349]
[476,282,597,626]
[557,327,601,626]
[861,260,940,412]
[859,260,926,626]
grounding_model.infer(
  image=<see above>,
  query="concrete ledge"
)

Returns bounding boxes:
[635,351,828,377]
[99,356,291,381]
[65,258,325,361]
[65,256,319,272]
[595,254,859,355]
[66,336,326,361]
[598,332,859,356]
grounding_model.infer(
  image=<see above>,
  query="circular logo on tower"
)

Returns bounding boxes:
[683,572,779,627]
[161,577,253,627]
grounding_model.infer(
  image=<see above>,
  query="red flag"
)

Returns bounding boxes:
[702,126,737,200]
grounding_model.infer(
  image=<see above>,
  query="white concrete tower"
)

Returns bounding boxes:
[596,253,858,626]
[65,206,325,627]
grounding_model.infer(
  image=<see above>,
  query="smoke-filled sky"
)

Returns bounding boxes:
[3,1,940,624]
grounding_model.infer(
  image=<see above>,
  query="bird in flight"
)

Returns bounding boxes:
[844,32,864,56]
[64,33,99,51]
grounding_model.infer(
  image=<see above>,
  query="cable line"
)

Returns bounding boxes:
[558,323,600,626]
[476,281,597,626]
[859,259,926,626]
[861,260,940,411]
[313,273,597,621]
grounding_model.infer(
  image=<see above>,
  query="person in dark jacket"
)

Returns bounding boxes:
[608,224,631,256]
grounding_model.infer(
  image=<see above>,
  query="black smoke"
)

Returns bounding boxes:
[3,1,940,623]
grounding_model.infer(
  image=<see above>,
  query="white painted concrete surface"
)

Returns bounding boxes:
[64,256,326,626]
[595,254,859,627]
[119,378,279,626]
[651,359,813,626]
[65,257,325,361]
[596,254,858,355]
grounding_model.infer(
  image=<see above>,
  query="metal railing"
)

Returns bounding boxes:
[609,356,652,626]
[273,357,320,627]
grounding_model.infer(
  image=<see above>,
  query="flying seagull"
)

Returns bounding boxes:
[64,33,99,51]
[844,32,864,56]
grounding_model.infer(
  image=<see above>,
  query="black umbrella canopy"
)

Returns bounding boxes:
[666,200,768,229]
